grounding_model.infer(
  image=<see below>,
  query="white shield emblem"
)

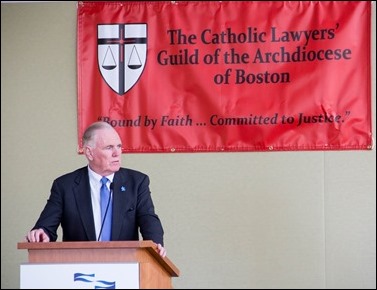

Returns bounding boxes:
[98,24,147,95]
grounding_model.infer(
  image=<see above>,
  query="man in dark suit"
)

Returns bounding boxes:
[25,121,166,257]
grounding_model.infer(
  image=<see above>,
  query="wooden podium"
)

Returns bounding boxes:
[17,240,180,289]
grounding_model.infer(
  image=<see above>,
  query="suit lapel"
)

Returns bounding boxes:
[111,170,133,240]
[73,169,97,241]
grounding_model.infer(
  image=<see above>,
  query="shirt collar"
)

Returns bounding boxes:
[87,165,114,184]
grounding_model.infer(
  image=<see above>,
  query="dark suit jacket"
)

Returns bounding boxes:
[33,166,164,245]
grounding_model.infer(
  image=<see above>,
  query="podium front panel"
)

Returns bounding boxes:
[20,263,139,289]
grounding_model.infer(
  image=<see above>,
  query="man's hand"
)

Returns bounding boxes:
[25,228,50,242]
[157,243,167,257]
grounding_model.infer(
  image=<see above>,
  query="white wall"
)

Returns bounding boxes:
[1,2,376,289]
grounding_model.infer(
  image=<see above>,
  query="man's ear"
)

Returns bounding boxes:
[84,146,94,161]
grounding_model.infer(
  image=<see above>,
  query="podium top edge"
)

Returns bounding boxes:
[17,240,155,250]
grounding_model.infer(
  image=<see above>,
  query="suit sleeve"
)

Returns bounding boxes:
[32,179,63,241]
[136,175,164,245]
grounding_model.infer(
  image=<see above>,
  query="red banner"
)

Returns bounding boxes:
[77,1,372,153]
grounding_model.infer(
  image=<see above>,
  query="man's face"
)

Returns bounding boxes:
[85,128,122,176]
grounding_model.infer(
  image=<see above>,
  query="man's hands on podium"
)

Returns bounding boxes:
[25,229,167,258]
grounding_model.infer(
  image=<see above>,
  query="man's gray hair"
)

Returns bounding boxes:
[82,121,113,147]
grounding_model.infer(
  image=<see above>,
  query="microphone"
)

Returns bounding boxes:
[97,182,114,241]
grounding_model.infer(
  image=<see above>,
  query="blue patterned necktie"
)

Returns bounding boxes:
[100,177,112,241]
